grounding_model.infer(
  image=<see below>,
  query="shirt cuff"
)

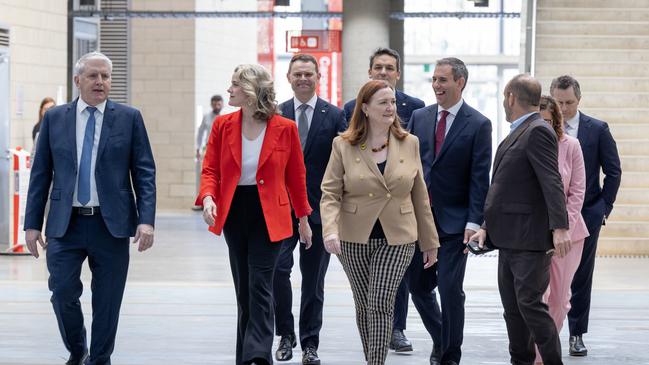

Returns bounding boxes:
[465,222,481,232]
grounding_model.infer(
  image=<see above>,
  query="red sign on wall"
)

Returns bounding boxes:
[290,36,319,50]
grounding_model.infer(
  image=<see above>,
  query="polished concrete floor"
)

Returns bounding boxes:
[1,212,648,365]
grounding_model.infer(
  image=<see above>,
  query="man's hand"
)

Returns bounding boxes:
[469,229,487,248]
[552,228,571,258]
[323,233,341,255]
[298,216,313,249]
[202,196,217,226]
[422,248,438,269]
[25,229,47,258]
[463,228,477,244]
[133,224,154,252]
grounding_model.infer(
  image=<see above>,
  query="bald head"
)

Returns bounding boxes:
[503,74,542,122]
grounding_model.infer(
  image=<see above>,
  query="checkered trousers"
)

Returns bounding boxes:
[338,239,416,364]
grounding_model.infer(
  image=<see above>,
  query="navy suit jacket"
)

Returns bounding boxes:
[25,99,156,238]
[408,102,492,235]
[576,112,621,229]
[280,97,347,225]
[344,89,425,127]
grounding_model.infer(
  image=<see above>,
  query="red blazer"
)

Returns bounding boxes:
[195,110,312,242]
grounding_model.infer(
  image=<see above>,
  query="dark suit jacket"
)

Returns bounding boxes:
[344,89,425,127]
[280,97,347,225]
[483,113,568,251]
[25,99,156,238]
[576,112,621,229]
[408,102,492,235]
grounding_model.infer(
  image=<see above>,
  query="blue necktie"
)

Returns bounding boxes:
[78,106,97,206]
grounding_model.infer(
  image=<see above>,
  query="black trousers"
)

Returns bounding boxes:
[223,186,282,365]
[498,248,562,365]
[568,221,602,336]
[46,212,129,365]
[273,220,330,349]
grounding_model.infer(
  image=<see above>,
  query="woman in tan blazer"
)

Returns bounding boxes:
[320,80,439,364]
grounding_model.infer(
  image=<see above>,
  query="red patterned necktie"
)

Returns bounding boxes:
[435,110,449,156]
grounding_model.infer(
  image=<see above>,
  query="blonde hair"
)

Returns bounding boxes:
[233,64,277,120]
[341,80,407,145]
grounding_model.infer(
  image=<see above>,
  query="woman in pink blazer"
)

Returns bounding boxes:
[535,95,590,364]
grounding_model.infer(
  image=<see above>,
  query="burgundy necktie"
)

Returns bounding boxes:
[435,110,449,156]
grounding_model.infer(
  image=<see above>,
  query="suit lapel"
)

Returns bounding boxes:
[303,98,327,157]
[66,100,79,168]
[577,112,592,147]
[281,99,295,121]
[433,104,469,164]
[492,115,536,174]
[358,140,388,189]
[426,105,438,155]
[383,132,400,183]
[224,110,242,170]
[96,99,115,162]
[257,115,283,170]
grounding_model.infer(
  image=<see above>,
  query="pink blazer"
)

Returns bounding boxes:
[558,135,589,242]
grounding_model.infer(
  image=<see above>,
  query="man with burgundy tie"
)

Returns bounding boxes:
[407,57,492,365]
[274,54,346,365]
[24,51,156,365]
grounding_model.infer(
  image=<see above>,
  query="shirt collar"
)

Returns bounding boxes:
[293,94,318,112]
[565,110,580,130]
[77,98,106,115]
[439,99,463,117]
[509,112,536,133]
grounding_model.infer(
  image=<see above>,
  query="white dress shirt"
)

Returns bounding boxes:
[564,111,580,138]
[293,94,318,129]
[436,99,464,136]
[238,126,267,186]
[73,98,105,207]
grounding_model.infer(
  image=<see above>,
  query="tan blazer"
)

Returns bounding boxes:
[320,132,439,251]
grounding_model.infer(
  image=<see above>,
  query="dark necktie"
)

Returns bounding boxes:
[78,106,97,206]
[297,103,309,150]
[435,110,449,156]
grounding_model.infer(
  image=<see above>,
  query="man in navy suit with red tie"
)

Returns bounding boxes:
[408,58,492,365]
[24,52,156,365]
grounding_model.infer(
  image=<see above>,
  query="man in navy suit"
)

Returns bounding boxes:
[24,52,156,365]
[344,46,426,352]
[273,54,347,365]
[550,75,621,357]
[343,47,424,128]
[408,58,492,365]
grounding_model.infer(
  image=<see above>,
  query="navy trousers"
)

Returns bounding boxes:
[46,212,129,365]
[223,185,282,365]
[273,220,330,349]
[568,219,603,336]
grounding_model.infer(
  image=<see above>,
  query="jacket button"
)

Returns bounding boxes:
[369,193,374,197]
[355,158,361,163]
[259,179,265,185]
[386,193,391,198]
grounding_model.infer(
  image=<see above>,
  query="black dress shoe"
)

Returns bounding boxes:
[430,346,442,365]
[65,351,88,365]
[275,334,297,361]
[389,329,413,352]
[302,346,321,365]
[569,335,588,356]
[442,361,459,365]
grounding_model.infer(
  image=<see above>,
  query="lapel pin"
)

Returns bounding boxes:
[402,102,406,106]
[360,143,367,150]
[321,109,326,113]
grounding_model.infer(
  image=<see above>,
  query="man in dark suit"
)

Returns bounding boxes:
[273,54,347,365]
[550,75,621,357]
[344,46,426,352]
[408,58,492,365]
[24,52,156,365]
[343,47,424,128]
[472,74,571,365]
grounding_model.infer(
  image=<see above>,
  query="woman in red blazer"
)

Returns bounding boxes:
[196,64,312,365]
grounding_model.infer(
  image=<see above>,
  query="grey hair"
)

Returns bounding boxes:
[550,75,582,100]
[233,64,278,120]
[74,51,113,76]
[436,57,468,90]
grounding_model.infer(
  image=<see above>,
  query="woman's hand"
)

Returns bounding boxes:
[422,247,438,269]
[202,196,217,226]
[323,233,342,255]
[298,216,313,249]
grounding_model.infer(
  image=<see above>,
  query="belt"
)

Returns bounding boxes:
[73,206,101,216]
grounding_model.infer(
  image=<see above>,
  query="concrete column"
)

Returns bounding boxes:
[389,0,404,90]
[342,0,390,103]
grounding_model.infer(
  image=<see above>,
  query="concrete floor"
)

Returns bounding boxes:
[1,212,648,365]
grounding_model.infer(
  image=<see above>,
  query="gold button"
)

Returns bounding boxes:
[355,158,361,163]
[259,179,265,185]
[369,193,374,197]
[386,193,391,198]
